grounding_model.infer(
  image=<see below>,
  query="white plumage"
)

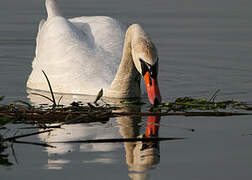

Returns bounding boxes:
[28,14,126,95]
[27,0,161,104]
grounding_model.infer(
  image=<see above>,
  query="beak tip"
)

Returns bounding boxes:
[153,97,161,106]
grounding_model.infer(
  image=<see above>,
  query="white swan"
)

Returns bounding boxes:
[27,0,161,104]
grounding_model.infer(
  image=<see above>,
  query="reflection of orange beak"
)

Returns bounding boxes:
[145,115,161,137]
[144,72,162,105]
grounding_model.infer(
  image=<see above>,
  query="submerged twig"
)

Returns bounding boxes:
[13,140,55,148]
[50,137,185,144]
[19,125,61,129]
[3,130,52,142]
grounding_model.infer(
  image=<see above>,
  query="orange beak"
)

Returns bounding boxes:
[144,72,162,105]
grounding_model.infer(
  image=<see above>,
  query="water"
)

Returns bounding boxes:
[1,0,252,179]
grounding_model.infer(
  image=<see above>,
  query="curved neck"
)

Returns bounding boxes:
[107,25,141,98]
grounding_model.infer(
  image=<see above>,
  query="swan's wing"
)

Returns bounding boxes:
[69,16,127,82]
[29,16,100,92]
[28,16,127,95]
[70,16,126,58]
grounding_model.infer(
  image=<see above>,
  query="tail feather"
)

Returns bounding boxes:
[45,0,61,19]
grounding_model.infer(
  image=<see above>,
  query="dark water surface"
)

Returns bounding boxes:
[1,0,252,179]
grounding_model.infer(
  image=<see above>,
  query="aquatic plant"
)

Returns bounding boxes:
[1,74,252,167]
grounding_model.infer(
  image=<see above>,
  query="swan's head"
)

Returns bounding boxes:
[130,26,162,105]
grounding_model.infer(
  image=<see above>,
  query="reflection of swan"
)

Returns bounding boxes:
[39,123,122,154]
[38,104,160,174]
[117,106,161,180]
[27,0,161,105]
[39,123,122,169]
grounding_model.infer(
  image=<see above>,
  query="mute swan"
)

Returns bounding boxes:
[27,0,162,105]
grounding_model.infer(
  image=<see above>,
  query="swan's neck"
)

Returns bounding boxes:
[46,0,62,19]
[106,26,141,98]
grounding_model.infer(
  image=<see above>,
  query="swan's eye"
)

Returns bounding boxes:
[140,58,158,79]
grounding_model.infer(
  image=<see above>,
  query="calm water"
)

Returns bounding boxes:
[1,0,252,179]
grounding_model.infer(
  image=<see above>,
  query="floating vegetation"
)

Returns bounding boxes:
[1,73,252,166]
[0,93,252,166]
[0,96,250,128]
[0,94,252,125]
[0,102,112,125]
[156,97,243,112]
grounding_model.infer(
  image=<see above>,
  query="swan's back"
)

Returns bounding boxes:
[27,1,126,95]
